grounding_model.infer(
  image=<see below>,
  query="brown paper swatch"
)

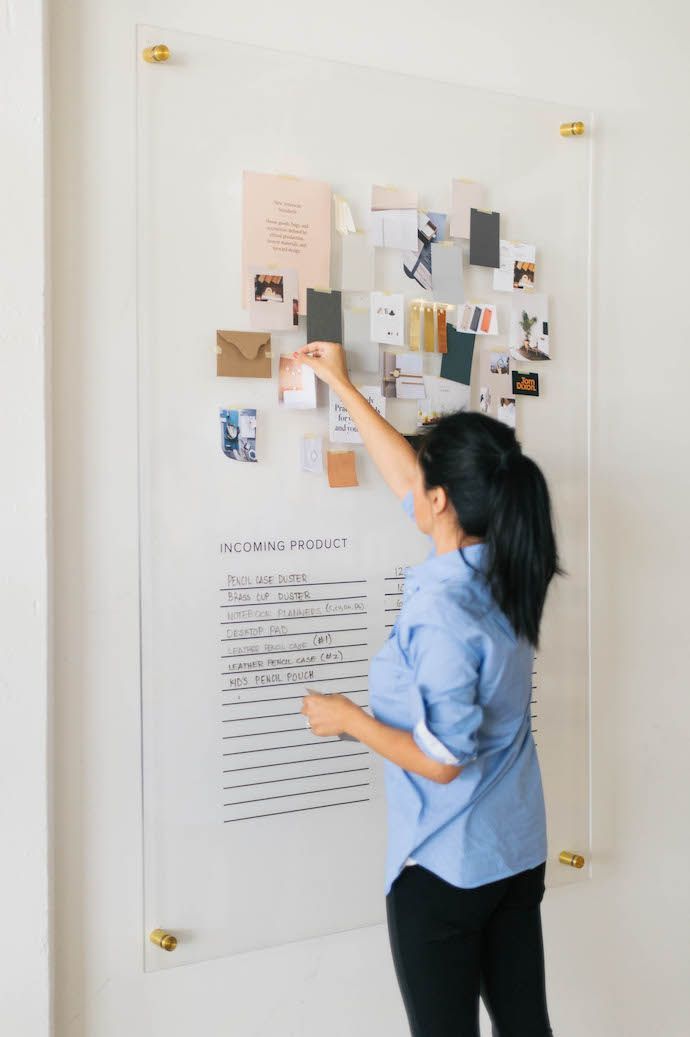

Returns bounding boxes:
[423,304,435,352]
[437,306,448,354]
[327,450,358,488]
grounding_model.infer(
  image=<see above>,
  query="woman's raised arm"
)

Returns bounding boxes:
[293,341,417,499]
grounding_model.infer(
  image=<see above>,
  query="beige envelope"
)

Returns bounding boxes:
[216,330,272,378]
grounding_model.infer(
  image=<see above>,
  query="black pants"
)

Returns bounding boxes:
[385,860,552,1037]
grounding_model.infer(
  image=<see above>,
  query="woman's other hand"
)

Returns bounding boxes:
[293,341,351,391]
[300,690,362,737]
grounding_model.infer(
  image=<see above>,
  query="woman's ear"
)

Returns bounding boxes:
[430,484,449,515]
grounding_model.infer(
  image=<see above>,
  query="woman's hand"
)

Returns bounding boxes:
[300,690,362,737]
[293,341,351,391]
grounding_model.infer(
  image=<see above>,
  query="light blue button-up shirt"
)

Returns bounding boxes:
[369,491,547,895]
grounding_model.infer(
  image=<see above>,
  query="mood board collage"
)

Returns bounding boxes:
[218,170,548,486]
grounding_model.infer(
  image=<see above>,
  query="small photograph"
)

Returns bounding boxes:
[254,273,284,302]
[220,408,257,462]
[512,370,540,397]
[278,355,317,409]
[514,260,536,291]
[402,211,447,291]
[479,386,491,414]
[248,266,299,331]
[416,376,469,429]
[497,397,517,429]
[382,351,425,399]
[493,242,537,293]
[490,352,510,376]
[510,293,550,361]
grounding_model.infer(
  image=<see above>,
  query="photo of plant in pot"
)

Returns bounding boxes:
[510,293,550,361]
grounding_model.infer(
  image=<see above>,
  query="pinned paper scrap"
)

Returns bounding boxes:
[456,302,498,336]
[330,385,385,443]
[469,208,501,269]
[371,291,405,346]
[511,370,540,396]
[477,347,511,422]
[306,287,343,344]
[431,242,464,304]
[334,195,357,235]
[371,185,418,211]
[327,450,358,488]
[382,350,425,400]
[278,355,317,409]
[301,435,324,473]
[417,375,470,430]
[403,211,447,291]
[497,396,517,429]
[339,233,374,292]
[248,267,299,330]
[493,241,536,292]
[368,209,418,250]
[440,325,476,386]
[509,293,550,361]
[450,179,485,239]
[220,408,257,463]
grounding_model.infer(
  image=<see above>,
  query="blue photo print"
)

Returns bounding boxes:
[220,408,257,462]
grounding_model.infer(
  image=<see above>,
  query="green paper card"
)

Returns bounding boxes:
[440,326,476,386]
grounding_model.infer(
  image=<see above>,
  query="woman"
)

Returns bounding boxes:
[297,341,559,1037]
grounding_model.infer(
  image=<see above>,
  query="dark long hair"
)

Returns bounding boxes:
[416,411,561,647]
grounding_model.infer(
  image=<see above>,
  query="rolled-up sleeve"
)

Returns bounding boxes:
[407,620,482,767]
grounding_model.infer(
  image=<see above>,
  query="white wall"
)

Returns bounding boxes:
[48,1,690,1035]
[0,2,51,1036]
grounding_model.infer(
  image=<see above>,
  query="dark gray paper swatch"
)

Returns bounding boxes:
[306,288,343,344]
[469,209,500,268]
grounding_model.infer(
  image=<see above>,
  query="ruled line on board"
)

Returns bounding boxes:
[222,750,369,773]
[221,658,368,676]
[222,643,367,659]
[223,738,342,756]
[221,675,368,693]
[221,626,368,642]
[223,726,323,739]
[223,798,370,822]
[222,612,368,625]
[223,782,370,808]
[222,705,369,723]
[224,766,370,790]
[221,689,368,705]
[219,580,366,591]
[220,594,367,608]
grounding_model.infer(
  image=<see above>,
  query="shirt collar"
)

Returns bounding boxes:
[405,542,487,593]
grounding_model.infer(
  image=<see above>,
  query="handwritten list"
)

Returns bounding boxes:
[220,569,373,823]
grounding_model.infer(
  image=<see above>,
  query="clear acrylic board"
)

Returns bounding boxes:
[137,25,592,969]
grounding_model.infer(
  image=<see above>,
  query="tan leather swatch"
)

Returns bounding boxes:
[327,450,358,488]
